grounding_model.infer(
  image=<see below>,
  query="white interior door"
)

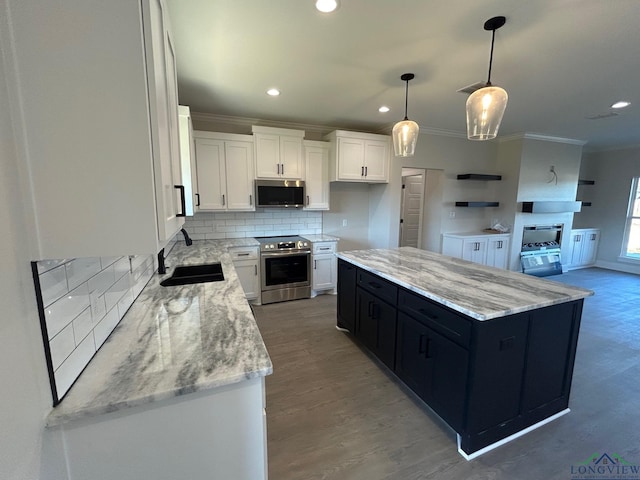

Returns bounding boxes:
[400,173,425,248]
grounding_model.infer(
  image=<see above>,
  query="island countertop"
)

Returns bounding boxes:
[47,239,272,426]
[337,247,593,321]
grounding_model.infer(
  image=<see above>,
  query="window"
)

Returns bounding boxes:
[622,177,640,260]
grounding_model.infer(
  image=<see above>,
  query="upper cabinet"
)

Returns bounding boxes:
[9,0,183,259]
[303,140,330,210]
[252,126,304,179]
[193,132,255,212]
[325,130,390,183]
[178,105,197,216]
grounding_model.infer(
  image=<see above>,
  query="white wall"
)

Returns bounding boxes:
[578,147,640,274]
[0,2,65,476]
[322,182,370,251]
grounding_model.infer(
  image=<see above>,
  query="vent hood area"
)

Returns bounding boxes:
[521,201,582,213]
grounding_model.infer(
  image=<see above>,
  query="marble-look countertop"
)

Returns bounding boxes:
[47,239,271,426]
[337,247,593,321]
[301,234,339,242]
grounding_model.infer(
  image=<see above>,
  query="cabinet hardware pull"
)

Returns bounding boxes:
[195,193,201,207]
[314,260,317,269]
[238,253,250,256]
[281,163,284,175]
[174,185,186,217]
[249,194,252,205]
[361,166,364,176]
[591,234,596,241]
[254,265,257,275]
[419,334,427,353]
[307,195,310,206]
[277,164,280,175]
[424,338,431,359]
[369,281,381,289]
[372,303,379,319]
[365,166,368,177]
[320,247,330,250]
[498,240,503,249]
[368,301,373,317]
[222,194,225,206]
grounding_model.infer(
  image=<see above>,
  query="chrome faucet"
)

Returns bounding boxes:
[180,228,193,246]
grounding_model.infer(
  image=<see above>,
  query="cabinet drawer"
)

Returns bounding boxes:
[312,242,336,254]
[228,247,259,260]
[398,290,471,348]
[357,269,397,306]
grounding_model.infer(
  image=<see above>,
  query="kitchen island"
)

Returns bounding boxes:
[336,247,593,459]
[46,240,272,480]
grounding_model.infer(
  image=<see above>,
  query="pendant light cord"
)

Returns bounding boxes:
[487,28,495,86]
[404,79,409,120]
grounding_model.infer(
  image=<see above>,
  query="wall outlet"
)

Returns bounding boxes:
[449,211,456,219]
[342,219,348,227]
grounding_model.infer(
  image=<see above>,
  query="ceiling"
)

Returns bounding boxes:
[166,0,640,150]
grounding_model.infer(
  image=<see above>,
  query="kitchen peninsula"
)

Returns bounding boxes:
[46,240,272,480]
[336,247,593,459]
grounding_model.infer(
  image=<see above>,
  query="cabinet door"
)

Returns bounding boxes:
[337,137,365,181]
[233,260,260,300]
[422,326,469,432]
[304,145,329,210]
[225,141,255,210]
[337,260,357,332]
[280,136,303,179]
[194,138,226,210]
[147,0,184,242]
[462,238,487,264]
[581,230,599,265]
[312,254,336,291]
[486,237,509,269]
[356,287,397,369]
[395,312,430,397]
[569,232,584,266]
[362,139,389,182]
[254,133,281,178]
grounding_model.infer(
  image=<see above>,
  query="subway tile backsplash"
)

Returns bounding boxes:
[182,209,323,239]
[32,254,154,405]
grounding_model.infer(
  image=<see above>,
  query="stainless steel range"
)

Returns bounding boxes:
[257,236,311,304]
[520,224,563,277]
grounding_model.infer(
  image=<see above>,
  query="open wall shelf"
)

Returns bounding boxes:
[581,201,592,207]
[578,179,595,185]
[455,201,500,207]
[457,174,502,181]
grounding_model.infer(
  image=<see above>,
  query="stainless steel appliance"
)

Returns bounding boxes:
[257,235,311,304]
[255,180,305,208]
[520,224,563,277]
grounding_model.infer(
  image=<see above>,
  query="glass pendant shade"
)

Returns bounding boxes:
[466,85,508,141]
[392,119,420,157]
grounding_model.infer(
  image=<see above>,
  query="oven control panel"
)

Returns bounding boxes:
[261,240,309,250]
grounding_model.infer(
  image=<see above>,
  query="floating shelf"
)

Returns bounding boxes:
[457,174,502,181]
[581,201,592,207]
[455,201,500,207]
[578,179,595,185]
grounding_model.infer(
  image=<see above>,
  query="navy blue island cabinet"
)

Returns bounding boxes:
[336,257,585,459]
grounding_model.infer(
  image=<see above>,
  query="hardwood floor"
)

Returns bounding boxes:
[252,268,640,480]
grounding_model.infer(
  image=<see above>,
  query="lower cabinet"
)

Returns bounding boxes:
[336,260,584,456]
[229,246,260,303]
[442,233,510,269]
[310,241,337,296]
[567,228,599,269]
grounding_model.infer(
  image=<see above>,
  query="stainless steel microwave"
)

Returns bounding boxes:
[255,180,305,208]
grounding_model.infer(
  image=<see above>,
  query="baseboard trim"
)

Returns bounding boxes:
[457,409,571,461]
[594,260,640,275]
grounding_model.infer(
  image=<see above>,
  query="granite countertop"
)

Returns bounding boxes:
[47,239,271,426]
[301,234,340,242]
[337,247,593,321]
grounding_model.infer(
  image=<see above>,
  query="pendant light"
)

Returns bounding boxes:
[392,73,419,157]
[466,16,508,141]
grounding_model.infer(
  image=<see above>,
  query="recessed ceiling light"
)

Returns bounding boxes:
[315,0,338,13]
[266,88,280,96]
[611,101,631,109]
[378,106,390,113]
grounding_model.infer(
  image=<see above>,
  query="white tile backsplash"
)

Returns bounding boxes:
[182,209,323,240]
[34,253,154,404]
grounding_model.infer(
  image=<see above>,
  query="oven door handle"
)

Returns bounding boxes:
[260,250,311,257]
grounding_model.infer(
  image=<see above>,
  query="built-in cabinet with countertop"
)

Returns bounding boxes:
[566,228,600,269]
[303,140,330,210]
[192,131,255,212]
[336,248,592,458]
[325,130,390,183]
[442,232,511,269]
[11,0,184,258]
[306,236,338,297]
[252,126,304,179]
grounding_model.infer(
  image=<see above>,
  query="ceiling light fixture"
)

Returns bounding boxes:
[266,88,280,96]
[611,101,631,109]
[392,73,419,157]
[315,0,338,13]
[466,16,508,141]
[379,106,390,113]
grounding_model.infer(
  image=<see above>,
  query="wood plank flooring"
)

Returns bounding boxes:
[252,268,640,480]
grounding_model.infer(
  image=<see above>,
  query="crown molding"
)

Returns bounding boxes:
[498,132,587,146]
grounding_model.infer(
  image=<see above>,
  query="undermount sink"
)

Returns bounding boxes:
[160,263,224,287]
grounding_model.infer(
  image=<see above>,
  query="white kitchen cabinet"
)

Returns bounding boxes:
[229,246,260,302]
[178,105,197,216]
[325,130,390,183]
[566,228,600,269]
[8,0,183,259]
[310,241,338,296]
[442,233,511,269]
[303,140,330,210]
[193,132,255,212]
[252,126,304,179]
